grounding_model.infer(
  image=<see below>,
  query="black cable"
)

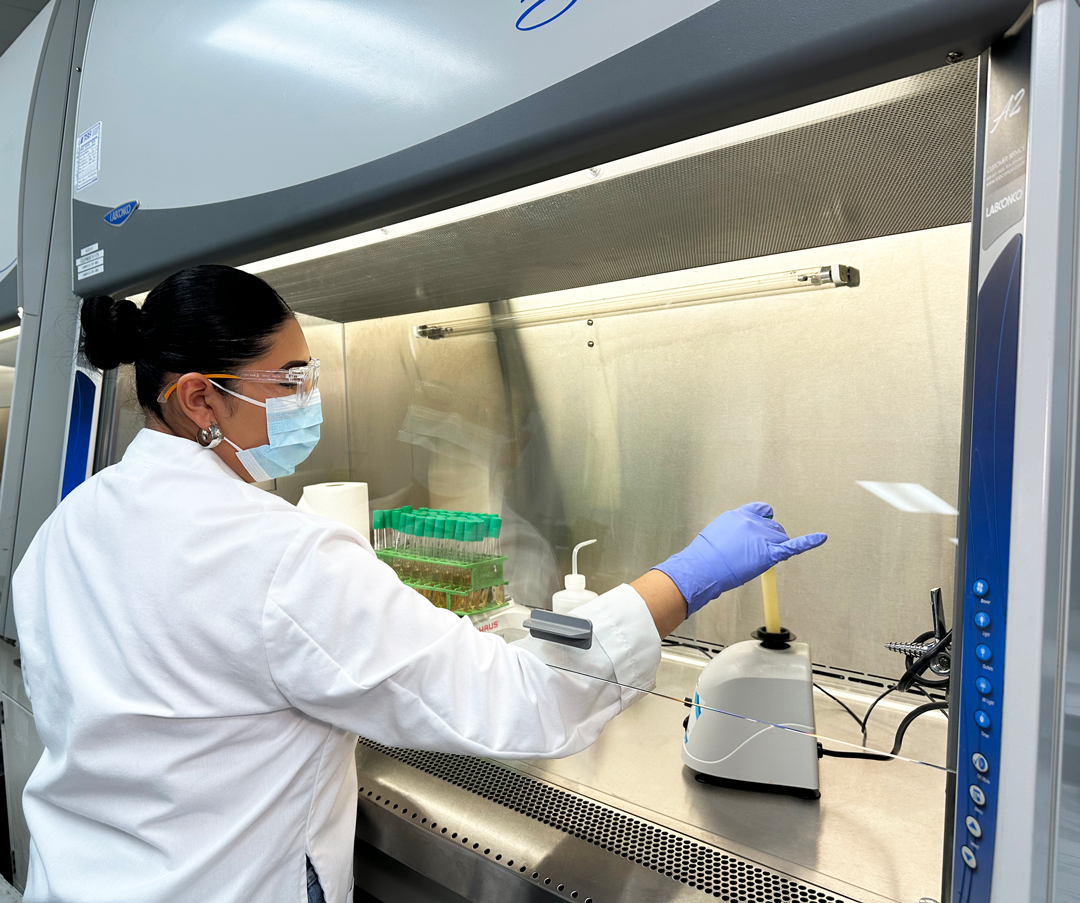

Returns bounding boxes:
[820,746,892,761]
[859,682,943,745]
[820,699,949,762]
[813,683,864,732]
[912,683,947,704]
[860,685,897,747]
[661,638,715,659]
[888,701,949,757]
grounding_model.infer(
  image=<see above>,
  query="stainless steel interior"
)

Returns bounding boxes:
[239,60,977,681]
[515,656,949,900]
[100,54,973,706]
[103,62,976,680]
[354,654,948,903]
[259,223,968,684]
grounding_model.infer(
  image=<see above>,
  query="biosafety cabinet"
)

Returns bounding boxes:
[0,1,1078,901]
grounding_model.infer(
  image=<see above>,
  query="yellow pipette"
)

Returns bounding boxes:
[761,567,781,634]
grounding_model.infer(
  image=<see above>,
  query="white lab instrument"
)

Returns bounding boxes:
[552,539,599,614]
[681,565,820,798]
[681,638,820,798]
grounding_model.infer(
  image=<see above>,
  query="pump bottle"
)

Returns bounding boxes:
[552,540,598,614]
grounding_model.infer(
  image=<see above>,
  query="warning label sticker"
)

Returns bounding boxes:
[74,122,102,192]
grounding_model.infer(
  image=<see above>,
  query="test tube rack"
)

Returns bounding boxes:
[372,506,509,616]
[375,549,508,616]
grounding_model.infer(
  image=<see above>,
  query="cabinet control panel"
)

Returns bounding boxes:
[952,25,1029,899]
[953,233,1021,899]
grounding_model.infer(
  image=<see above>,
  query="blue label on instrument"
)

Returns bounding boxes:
[103,200,139,227]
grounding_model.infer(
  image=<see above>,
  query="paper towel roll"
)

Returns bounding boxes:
[298,482,370,541]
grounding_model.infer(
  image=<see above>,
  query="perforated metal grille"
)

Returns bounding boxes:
[274,61,977,324]
[359,738,858,901]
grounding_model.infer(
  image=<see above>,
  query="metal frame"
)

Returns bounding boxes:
[0,0,93,638]
[993,1,1080,900]
[0,0,92,888]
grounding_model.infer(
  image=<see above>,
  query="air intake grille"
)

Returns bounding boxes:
[275,61,977,324]
[359,738,858,901]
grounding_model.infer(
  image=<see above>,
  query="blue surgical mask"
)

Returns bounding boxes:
[212,382,323,482]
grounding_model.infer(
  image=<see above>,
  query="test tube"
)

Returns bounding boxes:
[423,517,436,572]
[475,517,488,560]
[453,517,466,562]
[466,518,479,561]
[391,509,402,551]
[372,510,383,550]
[432,517,446,583]
[459,518,470,563]
[761,568,780,634]
[393,513,406,576]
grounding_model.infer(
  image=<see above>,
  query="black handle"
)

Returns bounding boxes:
[522,610,593,650]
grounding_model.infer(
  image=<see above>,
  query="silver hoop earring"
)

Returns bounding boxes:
[196,423,224,449]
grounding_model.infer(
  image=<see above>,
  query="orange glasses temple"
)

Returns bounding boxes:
[159,374,240,403]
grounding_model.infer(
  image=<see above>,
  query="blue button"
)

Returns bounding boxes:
[961,845,977,869]
[972,752,989,774]
[966,815,982,838]
[975,644,993,662]
[975,709,992,730]
[973,579,989,597]
[969,784,986,806]
[975,611,991,629]
[976,676,993,696]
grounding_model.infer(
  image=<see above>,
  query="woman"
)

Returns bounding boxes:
[12,265,825,903]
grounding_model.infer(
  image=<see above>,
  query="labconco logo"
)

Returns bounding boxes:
[986,189,1023,219]
[103,200,139,227]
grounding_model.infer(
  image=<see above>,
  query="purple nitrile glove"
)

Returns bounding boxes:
[652,502,828,614]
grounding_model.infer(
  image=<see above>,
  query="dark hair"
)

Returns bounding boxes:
[80,264,293,419]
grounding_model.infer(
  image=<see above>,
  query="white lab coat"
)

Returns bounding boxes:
[12,429,660,903]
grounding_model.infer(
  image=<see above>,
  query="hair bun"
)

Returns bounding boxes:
[80,296,143,370]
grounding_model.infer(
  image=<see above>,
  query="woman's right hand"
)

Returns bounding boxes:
[651,502,827,615]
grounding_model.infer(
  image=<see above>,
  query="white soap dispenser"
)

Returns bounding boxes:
[552,540,598,614]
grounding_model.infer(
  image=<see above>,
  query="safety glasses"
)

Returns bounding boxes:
[157,358,321,406]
